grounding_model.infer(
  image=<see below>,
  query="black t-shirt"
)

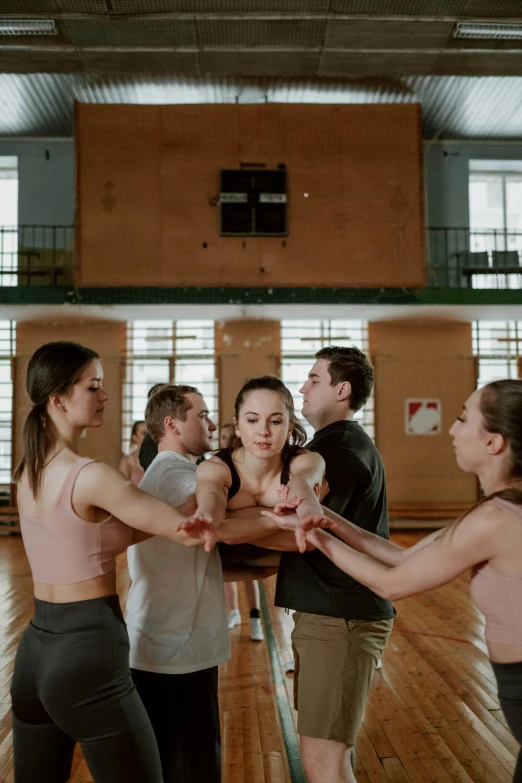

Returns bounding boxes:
[139,433,158,472]
[275,420,395,621]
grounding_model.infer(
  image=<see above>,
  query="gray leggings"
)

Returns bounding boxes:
[491,659,522,783]
[10,595,163,783]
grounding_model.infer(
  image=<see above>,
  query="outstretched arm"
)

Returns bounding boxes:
[318,506,448,566]
[194,457,231,527]
[217,507,314,550]
[306,504,498,601]
[262,501,448,566]
[74,462,215,551]
[286,451,326,523]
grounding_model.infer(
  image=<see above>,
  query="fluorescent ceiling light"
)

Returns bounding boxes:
[0,19,56,35]
[454,21,522,40]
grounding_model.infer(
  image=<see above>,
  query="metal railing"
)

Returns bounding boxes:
[1,225,522,291]
[427,228,522,289]
[0,225,74,287]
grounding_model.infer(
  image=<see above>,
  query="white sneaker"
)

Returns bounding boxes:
[228,609,241,629]
[376,658,383,670]
[250,617,264,641]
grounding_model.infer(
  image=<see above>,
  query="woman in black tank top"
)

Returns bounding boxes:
[193,377,326,601]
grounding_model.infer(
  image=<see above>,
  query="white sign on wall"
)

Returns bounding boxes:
[405,399,441,435]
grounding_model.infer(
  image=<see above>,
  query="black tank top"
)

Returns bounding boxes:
[215,448,292,500]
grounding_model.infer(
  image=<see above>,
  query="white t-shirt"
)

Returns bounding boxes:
[126,450,230,674]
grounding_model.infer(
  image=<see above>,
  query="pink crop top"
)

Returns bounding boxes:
[470,497,522,646]
[19,457,133,585]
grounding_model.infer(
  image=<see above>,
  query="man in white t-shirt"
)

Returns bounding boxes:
[126,384,228,783]
[127,384,302,782]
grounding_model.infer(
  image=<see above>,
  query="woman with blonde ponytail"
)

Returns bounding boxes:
[11,341,215,783]
[267,379,522,782]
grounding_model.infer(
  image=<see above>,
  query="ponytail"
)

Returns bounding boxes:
[13,405,54,497]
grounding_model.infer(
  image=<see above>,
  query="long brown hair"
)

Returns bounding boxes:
[13,341,99,497]
[228,376,307,464]
[454,379,522,528]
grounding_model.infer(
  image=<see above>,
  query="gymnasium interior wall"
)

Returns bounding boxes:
[75,103,425,289]
[13,320,125,469]
[10,317,477,506]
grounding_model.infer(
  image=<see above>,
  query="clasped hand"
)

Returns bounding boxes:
[261,486,335,554]
[177,513,216,552]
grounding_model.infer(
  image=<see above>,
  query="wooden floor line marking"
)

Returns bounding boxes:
[259,585,305,783]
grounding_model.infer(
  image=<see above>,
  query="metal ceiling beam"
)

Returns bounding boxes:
[2,44,522,55]
[0,13,519,23]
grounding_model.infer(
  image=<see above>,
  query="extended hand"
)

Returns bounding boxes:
[273,498,302,515]
[261,509,336,554]
[177,513,216,552]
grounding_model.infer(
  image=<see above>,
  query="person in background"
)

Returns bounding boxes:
[139,383,167,472]
[119,420,147,486]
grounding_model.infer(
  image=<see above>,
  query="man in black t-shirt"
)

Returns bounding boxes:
[275,346,394,783]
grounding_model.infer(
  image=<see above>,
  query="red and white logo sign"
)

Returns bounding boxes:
[405,399,441,435]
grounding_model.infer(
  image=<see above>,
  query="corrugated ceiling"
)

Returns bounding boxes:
[1,73,522,140]
[1,2,522,139]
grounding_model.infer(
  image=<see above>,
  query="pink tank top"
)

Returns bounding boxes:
[19,457,133,585]
[470,497,522,646]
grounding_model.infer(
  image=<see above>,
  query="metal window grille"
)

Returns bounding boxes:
[472,321,522,387]
[123,320,217,453]
[0,321,15,484]
[281,320,374,442]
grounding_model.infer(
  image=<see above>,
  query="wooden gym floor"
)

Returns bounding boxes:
[0,532,518,782]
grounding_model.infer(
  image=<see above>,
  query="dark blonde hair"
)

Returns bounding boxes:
[228,376,307,462]
[13,341,99,497]
[145,384,199,443]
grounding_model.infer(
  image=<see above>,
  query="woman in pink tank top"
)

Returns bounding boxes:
[266,379,522,782]
[119,419,146,486]
[10,341,216,783]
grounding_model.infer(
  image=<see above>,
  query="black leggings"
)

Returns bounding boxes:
[10,595,163,783]
[491,659,522,782]
[132,666,221,783]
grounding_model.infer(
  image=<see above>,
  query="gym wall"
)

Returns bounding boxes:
[76,103,424,289]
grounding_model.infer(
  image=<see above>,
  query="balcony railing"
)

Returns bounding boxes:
[0,225,74,287]
[1,225,521,291]
[427,228,522,289]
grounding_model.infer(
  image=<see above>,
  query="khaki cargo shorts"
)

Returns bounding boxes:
[291,611,393,747]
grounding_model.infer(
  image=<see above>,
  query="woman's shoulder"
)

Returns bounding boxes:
[288,448,324,470]
[197,452,234,482]
[453,498,520,543]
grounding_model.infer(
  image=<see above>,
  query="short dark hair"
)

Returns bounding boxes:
[147,383,167,400]
[315,346,373,413]
[145,384,199,443]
